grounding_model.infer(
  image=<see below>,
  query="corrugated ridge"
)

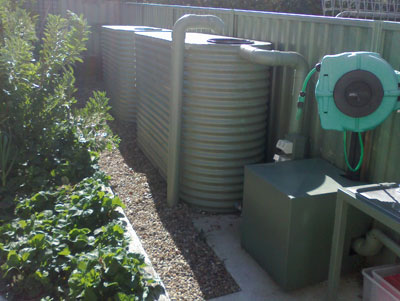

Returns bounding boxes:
[101,26,138,122]
[135,34,171,178]
[101,26,169,122]
[135,32,271,211]
[180,45,269,210]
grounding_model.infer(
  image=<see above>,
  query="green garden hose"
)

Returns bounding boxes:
[343,131,364,172]
[296,65,365,172]
[296,67,317,120]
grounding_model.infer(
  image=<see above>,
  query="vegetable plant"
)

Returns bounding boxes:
[0,173,164,300]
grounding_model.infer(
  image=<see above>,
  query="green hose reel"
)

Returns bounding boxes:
[298,52,400,171]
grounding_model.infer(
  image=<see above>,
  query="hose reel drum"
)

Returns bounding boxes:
[314,52,400,132]
[298,52,400,171]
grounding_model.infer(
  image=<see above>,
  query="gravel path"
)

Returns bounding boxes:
[75,79,240,300]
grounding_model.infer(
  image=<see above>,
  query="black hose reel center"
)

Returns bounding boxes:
[333,70,384,118]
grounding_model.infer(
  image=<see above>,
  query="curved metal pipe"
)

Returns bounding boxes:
[167,14,225,207]
[353,228,400,258]
[239,45,309,135]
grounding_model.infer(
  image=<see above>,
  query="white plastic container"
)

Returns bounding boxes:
[372,265,400,300]
[362,265,399,301]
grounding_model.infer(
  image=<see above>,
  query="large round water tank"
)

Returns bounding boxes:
[101,26,169,122]
[135,31,272,211]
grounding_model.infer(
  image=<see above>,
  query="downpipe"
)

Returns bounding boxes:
[167,14,225,207]
[353,228,400,258]
[239,45,309,135]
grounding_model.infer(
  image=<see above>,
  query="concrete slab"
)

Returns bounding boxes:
[193,214,362,301]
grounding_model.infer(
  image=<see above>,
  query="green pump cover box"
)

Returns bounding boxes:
[241,158,371,290]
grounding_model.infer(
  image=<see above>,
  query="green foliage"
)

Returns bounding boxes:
[0,172,164,300]
[74,91,120,152]
[0,132,17,187]
[268,0,322,15]
[0,2,162,299]
[0,1,118,197]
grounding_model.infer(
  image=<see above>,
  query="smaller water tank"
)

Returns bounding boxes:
[101,26,169,122]
[135,31,272,211]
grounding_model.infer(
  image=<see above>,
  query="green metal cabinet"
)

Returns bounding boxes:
[241,158,372,290]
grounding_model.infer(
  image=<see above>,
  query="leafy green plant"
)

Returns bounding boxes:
[0,132,17,187]
[0,173,164,300]
[74,91,120,152]
[0,0,118,197]
[0,2,162,299]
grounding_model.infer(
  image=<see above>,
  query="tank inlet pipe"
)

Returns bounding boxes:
[239,45,309,134]
[167,14,225,207]
[352,228,400,258]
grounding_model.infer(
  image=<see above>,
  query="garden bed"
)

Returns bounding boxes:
[0,4,168,298]
[74,78,240,299]
[0,0,239,294]
[98,118,240,300]
[0,174,166,300]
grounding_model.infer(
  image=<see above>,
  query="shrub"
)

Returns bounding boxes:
[0,0,118,199]
[0,3,164,299]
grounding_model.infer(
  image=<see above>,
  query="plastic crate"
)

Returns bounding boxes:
[372,265,400,300]
[362,265,399,301]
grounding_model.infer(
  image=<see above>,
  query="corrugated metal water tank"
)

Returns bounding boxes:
[101,26,169,122]
[135,31,272,211]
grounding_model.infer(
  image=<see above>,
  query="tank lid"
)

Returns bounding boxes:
[207,38,254,45]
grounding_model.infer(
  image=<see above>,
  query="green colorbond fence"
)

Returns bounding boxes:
[41,0,400,183]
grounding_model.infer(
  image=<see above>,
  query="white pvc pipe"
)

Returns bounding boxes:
[353,228,400,258]
[352,229,383,257]
[167,14,225,207]
[239,45,309,134]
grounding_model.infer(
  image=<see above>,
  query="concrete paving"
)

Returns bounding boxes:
[193,214,362,301]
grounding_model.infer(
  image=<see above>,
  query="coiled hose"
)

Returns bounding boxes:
[297,65,364,172]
